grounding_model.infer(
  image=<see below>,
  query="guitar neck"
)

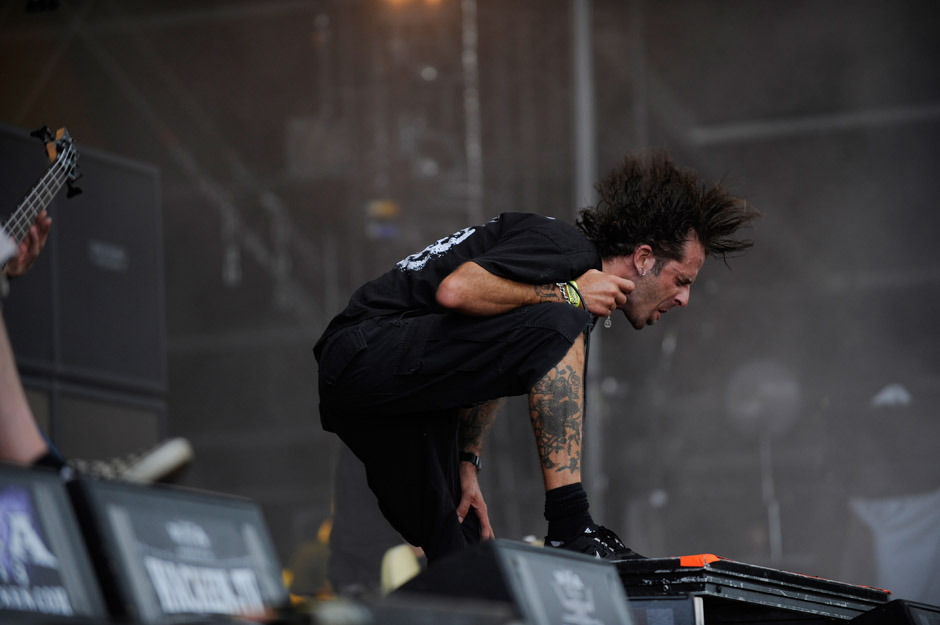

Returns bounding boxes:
[3,150,71,244]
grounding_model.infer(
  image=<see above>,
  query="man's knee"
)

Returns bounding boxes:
[525,303,592,343]
[514,304,591,388]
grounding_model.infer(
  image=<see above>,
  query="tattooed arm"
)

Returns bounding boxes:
[458,397,504,456]
[437,262,559,316]
[455,398,506,540]
[436,261,632,317]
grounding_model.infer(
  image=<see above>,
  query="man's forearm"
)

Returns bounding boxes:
[437,262,562,316]
[458,398,506,455]
[437,262,631,318]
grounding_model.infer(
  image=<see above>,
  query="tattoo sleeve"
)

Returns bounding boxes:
[458,398,505,454]
[528,362,583,475]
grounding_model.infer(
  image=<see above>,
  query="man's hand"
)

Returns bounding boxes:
[4,211,52,278]
[457,461,494,540]
[574,268,634,317]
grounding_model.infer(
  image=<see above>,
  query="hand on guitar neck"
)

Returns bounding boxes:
[3,209,52,278]
[2,125,77,279]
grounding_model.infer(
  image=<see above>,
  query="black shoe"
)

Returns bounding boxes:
[546,524,645,561]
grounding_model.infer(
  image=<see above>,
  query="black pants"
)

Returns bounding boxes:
[328,445,407,594]
[317,303,592,562]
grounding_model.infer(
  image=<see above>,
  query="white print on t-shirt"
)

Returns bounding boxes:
[396,226,476,272]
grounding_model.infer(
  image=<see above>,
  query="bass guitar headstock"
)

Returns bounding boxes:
[30,125,82,197]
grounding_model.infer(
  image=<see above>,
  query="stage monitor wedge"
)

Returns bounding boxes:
[394,539,634,625]
[0,462,109,624]
[67,477,290,624]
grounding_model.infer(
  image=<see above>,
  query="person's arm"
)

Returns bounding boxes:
[455,398,505,540]
[0,316,48,464]
[0,212,54,464]
[436,261,633,317]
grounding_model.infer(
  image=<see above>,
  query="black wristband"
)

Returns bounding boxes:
[459,451,482,471]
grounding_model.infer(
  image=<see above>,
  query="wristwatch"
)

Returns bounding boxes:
[459,451,482,471]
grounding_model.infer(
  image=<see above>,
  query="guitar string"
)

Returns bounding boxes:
[10,152,70,229]
[3,145,75,242]
[7,168,65,239]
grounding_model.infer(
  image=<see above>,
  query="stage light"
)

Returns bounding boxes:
[871,383,912,407]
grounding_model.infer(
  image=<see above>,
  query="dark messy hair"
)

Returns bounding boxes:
[576,150,759,263]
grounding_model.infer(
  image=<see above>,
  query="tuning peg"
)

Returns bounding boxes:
[30,125,52,141]
[66,181,82,198]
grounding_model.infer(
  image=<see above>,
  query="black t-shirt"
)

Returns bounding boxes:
[314,212,601,358]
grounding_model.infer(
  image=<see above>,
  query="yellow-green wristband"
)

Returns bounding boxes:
[556,281,583,308]
[567,281,582,308]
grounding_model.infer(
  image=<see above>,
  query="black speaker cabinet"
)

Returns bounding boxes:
[850,599,940,624]
[394,539,635,625]
[0,122,166,395]
[21,379,165,460]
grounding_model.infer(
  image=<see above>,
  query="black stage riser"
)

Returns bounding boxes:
[849,599,940,625]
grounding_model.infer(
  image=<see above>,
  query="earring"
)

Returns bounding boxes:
[604,317,612,329]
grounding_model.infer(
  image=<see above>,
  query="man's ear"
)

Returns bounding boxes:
[633,244,654,274]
